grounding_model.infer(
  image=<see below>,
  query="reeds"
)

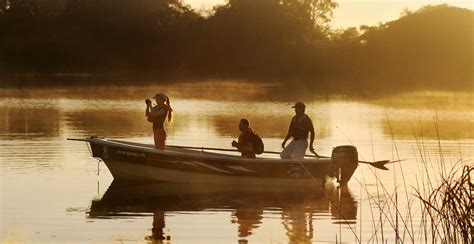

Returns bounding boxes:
[414,165,473,243]
[335,114,472,244]
[410,115,472,244]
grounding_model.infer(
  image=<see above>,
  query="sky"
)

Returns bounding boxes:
[184,0,473,28]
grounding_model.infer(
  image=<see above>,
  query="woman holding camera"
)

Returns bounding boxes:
[145,93,173,149]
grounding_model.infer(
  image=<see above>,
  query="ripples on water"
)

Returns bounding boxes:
[0,83,473,242]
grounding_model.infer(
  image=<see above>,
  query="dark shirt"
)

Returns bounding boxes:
[149,106,167,130]
[288,114,314,140]
[238,129,256,158]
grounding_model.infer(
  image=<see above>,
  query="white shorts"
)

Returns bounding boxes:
[280,139,308,159]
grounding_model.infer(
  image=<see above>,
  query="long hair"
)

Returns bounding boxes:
[165,97,173,124]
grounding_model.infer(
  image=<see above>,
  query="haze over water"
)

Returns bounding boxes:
[1,82,473,243]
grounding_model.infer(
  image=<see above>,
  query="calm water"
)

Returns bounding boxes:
[1,82,473,243]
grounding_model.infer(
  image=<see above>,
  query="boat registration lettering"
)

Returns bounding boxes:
[115,150,146,158]
[287,164,309,177]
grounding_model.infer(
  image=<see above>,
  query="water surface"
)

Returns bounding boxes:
[1,82,473,243]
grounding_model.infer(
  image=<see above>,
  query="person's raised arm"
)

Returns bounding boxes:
[145,99,151,117]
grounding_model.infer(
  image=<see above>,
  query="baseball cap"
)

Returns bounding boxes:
[292,102,306,108]
[153,93,167,100]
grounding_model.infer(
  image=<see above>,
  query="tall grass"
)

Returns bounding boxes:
[414,165,472,243]
[410,116,472,243]
[338,116,472,243]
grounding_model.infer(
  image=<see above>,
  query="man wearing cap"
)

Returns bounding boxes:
[281,102,318,159]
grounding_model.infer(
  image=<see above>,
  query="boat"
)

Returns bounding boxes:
[78,136,359,186]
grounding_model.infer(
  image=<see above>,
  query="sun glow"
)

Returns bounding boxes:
[184,0,474,27]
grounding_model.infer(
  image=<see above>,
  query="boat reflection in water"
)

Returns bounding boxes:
[88,181,357,243]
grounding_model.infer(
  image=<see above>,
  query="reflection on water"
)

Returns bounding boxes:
[89,181,357,243]
[233,208,263,240]
[0,108,60,138]
[0,84,472,242]
[381,118,473,139]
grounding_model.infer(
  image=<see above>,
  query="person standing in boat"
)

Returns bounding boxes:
[146,93,173,150]
[232,119,257,158]
[281,102,319,159]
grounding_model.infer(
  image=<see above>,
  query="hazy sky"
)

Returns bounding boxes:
[184,0,473,28]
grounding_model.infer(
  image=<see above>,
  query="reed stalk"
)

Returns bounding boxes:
[351,113,472,243]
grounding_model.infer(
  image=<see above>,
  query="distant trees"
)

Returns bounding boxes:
[0,0,199,72]
[358,5,473,89]
[187,0,337,78]
[0,1,472,90]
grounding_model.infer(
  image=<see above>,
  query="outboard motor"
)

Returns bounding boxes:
[331,145,358,185]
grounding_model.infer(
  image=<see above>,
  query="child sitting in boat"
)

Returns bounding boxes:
[232,119,259,158]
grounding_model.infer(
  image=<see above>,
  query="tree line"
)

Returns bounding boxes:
[0,1,472,90]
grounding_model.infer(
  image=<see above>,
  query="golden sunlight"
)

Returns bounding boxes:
[185,0,474,27]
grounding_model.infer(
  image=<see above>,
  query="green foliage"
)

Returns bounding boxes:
[0,2,472,90]
[358,5,473,89]
[186,0,336,78]
[0,0,199,72]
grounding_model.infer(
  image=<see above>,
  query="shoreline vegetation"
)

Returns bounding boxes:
[329,118,473,243]
[348,156,473,244]
[0,1,472,91]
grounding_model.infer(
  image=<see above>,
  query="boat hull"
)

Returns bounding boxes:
[86,137,358,186]
[102,159,323,186]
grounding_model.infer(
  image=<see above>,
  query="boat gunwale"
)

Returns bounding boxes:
[87,138,333,164]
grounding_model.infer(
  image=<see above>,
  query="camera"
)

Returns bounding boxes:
[145,99,152,105]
